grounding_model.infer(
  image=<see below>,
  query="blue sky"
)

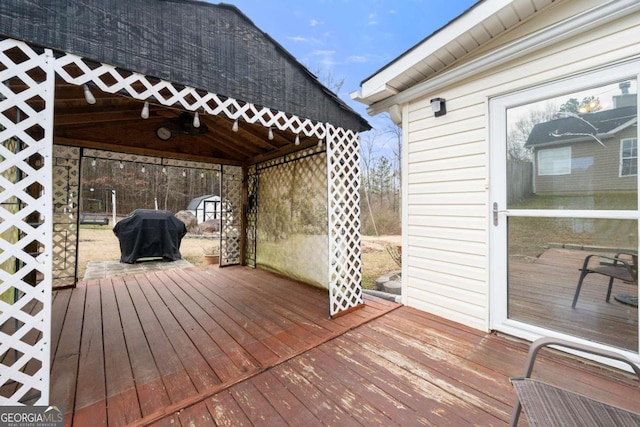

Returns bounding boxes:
[213,0,478,146]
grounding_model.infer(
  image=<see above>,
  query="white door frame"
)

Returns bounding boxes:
[489,60,640,365]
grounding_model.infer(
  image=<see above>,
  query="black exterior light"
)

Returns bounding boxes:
[430,97,446,117]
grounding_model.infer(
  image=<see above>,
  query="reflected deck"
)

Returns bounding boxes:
[509,247,638,351]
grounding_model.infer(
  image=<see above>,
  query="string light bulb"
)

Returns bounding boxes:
[193,111,200,128]
[317,139,323,148]
[141,101,149,119]
[141,165,145,173]
[83,84,96,104]
[119,161,124,169]
[200,172,204,179]
[295,134,300,145]
[268,127,274,140]
[232,119,239,132]
[162,167,166,174]
[182,170,186,177]
[91,158,96,167]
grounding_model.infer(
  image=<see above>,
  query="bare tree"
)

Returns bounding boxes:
[507,103,557,161]
[312,65,345,95]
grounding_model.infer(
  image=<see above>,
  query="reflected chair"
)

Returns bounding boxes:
[572,252,637,308]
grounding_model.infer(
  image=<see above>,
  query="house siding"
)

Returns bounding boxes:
[534,126,637,195]
[403,0,640,331]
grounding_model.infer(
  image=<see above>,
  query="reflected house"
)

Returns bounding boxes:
[525,100,638,196]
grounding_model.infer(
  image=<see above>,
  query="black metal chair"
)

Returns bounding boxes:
[572,252,637,308]
[510,337,640,427]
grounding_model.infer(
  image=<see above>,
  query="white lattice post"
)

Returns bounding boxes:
[326,124,363,316]
[0,40,55,405]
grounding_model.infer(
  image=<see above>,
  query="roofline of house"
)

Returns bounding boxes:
[353,0,640,117]
[525,117,638,149]
[353,0,485,103]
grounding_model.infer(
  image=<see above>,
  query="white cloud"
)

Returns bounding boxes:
[288,36,308,43]
[347,55,368,63]
[310,49,336,57]
[309,19,322,27]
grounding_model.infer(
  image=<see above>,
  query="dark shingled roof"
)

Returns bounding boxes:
[0,0,370,132]
[525,106,637,148]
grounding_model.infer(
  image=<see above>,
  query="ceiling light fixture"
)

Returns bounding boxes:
[83,84,96,104]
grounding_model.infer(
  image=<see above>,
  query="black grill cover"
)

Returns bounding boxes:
[113,209,187,264]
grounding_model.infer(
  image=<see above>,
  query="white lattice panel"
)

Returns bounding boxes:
[54,53,328,140]
[0,40,54,405]
[245,165,258,268]
[52,145,80,288]
[221,165,243,266]
[327,125,363,316]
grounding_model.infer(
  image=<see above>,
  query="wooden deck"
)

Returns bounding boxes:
[47,263,640,426]
[50,265,398,426]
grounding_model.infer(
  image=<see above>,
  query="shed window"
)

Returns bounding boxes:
[537,147,571,176]
[620,138,637,176]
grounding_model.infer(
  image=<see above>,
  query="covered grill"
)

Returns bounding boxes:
[113,209,187,264]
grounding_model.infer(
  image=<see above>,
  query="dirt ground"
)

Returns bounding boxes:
[77,227,401,286]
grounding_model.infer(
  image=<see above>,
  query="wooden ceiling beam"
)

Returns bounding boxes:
[54,136,243,166]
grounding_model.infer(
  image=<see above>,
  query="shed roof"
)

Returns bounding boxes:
[0,0,369,133]
[187,194,219,210]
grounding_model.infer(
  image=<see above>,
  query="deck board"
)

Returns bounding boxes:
[101,278,141,425]
[112,275,171,417]
[123,275,197,404]
[73,283,107,426]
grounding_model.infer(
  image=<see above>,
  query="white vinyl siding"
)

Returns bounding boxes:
[402,0,640,331]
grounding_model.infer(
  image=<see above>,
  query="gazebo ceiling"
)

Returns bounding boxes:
[52,79,316,165]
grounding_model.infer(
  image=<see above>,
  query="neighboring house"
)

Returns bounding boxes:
[187,194,222,224]
[525,104,637,195]
[354,0,640,364]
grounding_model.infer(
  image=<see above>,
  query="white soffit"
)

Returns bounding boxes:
[352,0,554,105]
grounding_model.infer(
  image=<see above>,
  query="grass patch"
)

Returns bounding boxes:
[362,249,399,290]
[509,193,637,258]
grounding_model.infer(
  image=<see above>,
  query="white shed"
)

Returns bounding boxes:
[187,194,222,224]
[354,0,640,365]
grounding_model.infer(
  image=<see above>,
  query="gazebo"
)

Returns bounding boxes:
[0,0,369,406]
